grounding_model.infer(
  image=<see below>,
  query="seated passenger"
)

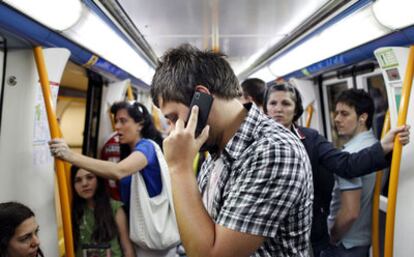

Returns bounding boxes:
[151,44,313,256]
[322,89,379,256]
[261,83,410,257]
[0,202,44,257]
[240,78,266,111]
[70,166,135,257]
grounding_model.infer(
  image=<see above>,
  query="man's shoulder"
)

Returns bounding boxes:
[240,121,311,174]
[255,119,301,144]
[344,131,378,153]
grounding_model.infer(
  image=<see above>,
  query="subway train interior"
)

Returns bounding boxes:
[0,0,414,256]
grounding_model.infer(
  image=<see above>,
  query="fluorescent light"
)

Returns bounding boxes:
[4,0,82,31]
[372,0,414,30]
[269,5,390,77]
[63,7,154,85]
[248,66,276,83]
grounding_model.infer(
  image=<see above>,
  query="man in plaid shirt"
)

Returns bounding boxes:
[151,44,313,257]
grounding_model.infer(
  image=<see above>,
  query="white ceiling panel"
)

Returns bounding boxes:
[117,0,331,76]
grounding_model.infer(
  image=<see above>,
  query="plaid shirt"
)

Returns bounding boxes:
[198,104,313,257]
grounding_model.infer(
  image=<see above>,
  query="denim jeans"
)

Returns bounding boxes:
[319,244,369,257]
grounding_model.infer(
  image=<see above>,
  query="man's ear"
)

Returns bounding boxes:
[195,85,211,95]
[359,113,368,124]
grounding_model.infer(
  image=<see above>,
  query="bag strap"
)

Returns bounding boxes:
[148,140,177,217]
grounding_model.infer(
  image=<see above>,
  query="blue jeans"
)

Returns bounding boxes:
[319,244,369,257]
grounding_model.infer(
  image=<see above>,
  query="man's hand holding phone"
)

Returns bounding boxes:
[163,105,210,174]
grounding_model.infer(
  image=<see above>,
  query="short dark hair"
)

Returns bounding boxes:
[263,83,304,123]
[151,44,242,107]
[0,202,44,257]
[241,78,266,107]
[335,89,374,129]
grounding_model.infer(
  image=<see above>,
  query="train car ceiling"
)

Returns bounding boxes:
[250,0,414,82]
[97,0,414,82]
[114,0,333,77]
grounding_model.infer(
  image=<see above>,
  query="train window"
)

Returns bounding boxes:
[324,81,349,147]
[366,74,388,139]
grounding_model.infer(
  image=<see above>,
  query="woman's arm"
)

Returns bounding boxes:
[114,207,136,257]
[49,138,148,180]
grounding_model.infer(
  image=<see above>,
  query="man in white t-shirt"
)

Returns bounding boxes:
[323,89,378,257]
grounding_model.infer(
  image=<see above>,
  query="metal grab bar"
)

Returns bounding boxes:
[127,82,134,101]
[33,46,75,257]
[371,110,390,257]
[305,102,314,128]
[384,45,414,257]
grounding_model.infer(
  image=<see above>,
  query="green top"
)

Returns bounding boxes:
[76,200,123,257]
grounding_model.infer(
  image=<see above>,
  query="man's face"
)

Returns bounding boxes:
[158,98,190,133]
[158,97,216,150]
[334,102,361,138]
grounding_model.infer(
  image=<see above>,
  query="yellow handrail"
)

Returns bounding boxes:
[371,110,390,257]
[305,102,314,128]
[33,46,75,257]
[384,45,414,257]
[127,83,134,101]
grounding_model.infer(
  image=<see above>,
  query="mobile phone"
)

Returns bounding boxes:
[187,91,213,137]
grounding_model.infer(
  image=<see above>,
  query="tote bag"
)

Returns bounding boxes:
[129,140,180,250]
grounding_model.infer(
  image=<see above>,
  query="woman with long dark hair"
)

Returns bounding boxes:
[49,101,178,257]
[0,202,44,257]
[113,102,163,214]
[70,165,135,257]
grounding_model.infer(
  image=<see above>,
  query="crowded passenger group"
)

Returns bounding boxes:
[1,44,411,257]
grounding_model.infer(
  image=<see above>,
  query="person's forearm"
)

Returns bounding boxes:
[122,243,136,257]
[68,152,125,180]
[330,209,357,243]
[170,169,216,257]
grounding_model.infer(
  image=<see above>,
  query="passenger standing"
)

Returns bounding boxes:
[261,83,410,257]
[70,166,135,257]
[49,101,179,257]
[0,202,44,257]
[240,78,266,111]
[322,89,378,257]
[151,44,313,256]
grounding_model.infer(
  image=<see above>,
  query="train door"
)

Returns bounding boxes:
[322,77,353,147]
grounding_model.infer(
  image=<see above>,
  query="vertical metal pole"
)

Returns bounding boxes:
[305,103,314,128]
[127,82,134,101]
[384,45,414,257]
[371,110,390,257]
[33,46,75,257]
